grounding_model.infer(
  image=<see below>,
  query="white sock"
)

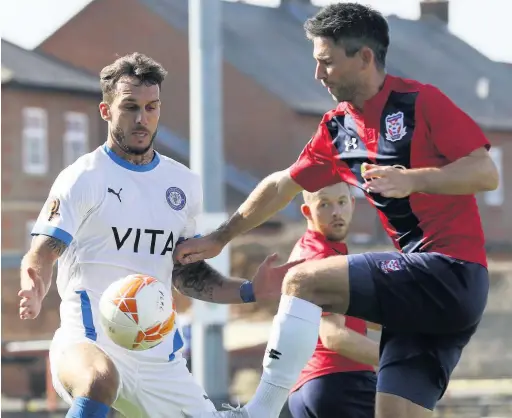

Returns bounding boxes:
[245,295,322,418]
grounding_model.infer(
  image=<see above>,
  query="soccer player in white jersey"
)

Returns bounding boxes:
[18,53,300,418]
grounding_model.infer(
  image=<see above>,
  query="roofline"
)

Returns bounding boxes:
[1,81,101,97]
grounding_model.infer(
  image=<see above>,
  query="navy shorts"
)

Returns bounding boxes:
[288,371,376,418]
[346,252,489,410]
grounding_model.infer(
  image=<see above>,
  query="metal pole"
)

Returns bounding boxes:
[189,0,230,408]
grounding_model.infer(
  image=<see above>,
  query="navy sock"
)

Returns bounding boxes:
[65,397,110,418]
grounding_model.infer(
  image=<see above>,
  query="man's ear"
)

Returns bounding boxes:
[99,102,111,122]
[301,203,312,221]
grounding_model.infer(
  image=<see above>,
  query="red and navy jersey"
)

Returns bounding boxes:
[290,75,489,267]
[289,229,374,393]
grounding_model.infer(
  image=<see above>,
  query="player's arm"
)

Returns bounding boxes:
[172,261,246,304]
[174,124,339,266]
[20,235,68,300]
[20,167,95,320]
[408,147,498,195]
[319,314,379,367]
[213,123,340,245]
[212,169,303,245]
[409,86,498,195]
[364,87,499,197]
[173,253,300,304]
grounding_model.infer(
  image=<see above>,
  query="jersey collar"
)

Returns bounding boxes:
[305,229,348,255]
[337,73,394,118]
[103,143,160,172]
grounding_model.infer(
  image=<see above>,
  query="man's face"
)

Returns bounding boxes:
[303,183,355,242]
[312,36,366,103]
[100,76,161,155]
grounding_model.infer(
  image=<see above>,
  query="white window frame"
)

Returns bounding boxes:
[485,147,503,206]
[25,219,37,251]
[63,112,89,167]
[22,107,48,175]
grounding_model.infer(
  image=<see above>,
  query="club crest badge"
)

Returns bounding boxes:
[166,187,186,211]
[47,197,61,221]
[379,259,406,274]
[385,111,407,142]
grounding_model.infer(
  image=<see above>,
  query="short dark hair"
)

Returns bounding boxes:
[304,3,389,69]
[100,53,168,103]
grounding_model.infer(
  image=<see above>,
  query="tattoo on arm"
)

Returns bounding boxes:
[39,235,68,257]
[173,261,224,302]
[214,212,243,244]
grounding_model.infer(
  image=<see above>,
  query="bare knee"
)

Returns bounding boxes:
[58,343,119,405]
[282,263,317,300]
[377,393,433,418]
[281,256,351,313]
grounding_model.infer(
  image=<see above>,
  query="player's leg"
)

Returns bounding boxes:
[54,342,120,418]
[134,352,215,417]
[189,255,355,418]
[375,329,476,418]
[362,255,489,418]
[289,372,376,418]
[288,389,312,418]
[194,252,487,417]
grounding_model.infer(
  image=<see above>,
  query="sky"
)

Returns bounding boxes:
[2,0,511,63]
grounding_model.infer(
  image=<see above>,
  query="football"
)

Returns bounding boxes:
[99,274,176,351]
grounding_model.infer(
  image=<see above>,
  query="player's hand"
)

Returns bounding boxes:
[252,253,305,301]
[18,267,43,320]
[361,163,416,198]
[173,233,226,265]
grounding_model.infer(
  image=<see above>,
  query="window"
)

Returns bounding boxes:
[25,220,37,251]
[22,108,48,175]
[64,112,89,166]
[485,147,503,206]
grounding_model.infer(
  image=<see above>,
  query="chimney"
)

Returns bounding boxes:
[420,0,449,24]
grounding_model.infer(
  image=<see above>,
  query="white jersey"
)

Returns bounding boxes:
[33,144,202,362]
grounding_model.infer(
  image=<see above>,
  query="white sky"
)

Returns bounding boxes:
[2,0,511,63]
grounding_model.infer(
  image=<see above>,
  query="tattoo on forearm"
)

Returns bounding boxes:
[173,261,224,302]
[215,212,243,243]
[41,236,68,257]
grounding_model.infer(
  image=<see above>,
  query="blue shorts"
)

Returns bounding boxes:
[288,371,376,418]
[346,252,489,410]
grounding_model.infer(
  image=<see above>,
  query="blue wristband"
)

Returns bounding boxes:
[240,280,256,303]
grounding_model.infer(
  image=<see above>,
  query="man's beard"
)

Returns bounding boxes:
[111,125,157,156]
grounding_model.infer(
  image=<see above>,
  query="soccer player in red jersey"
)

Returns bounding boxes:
[177,3,499,418]
[287,182,379,418]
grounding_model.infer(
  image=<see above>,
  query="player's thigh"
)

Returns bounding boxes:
[292,372,376,418]
[346,252,489,333]
[135,355,215,417]
[376,328,475,416]
[376,393,432,418]
[288,390,313,418]
[284,255,351,314]
[50,331,121,405]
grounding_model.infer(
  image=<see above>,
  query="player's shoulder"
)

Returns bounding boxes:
[388,75,445,99]
[56,146,105,188]
[158,154,201,183]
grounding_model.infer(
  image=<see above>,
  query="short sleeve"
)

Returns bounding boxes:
[421,85,490,162]
[32,167,96,246]
[289,120,340,192]
[178,175,203,241]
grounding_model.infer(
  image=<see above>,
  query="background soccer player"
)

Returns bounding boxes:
[288,182,379,418]
[18,53,300,418]
[176,3,499,418]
